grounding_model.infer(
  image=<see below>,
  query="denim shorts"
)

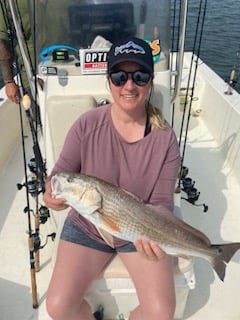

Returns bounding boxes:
[60,218,137,253]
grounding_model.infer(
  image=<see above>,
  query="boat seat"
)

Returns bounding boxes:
[99,253,193,279]
[46,94,97,161]
[86,248,195,320]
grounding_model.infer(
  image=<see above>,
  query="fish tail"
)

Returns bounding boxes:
[212,243,240,281]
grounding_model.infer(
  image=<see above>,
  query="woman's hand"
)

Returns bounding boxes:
[43,181,69,211]
[135,239,166,261]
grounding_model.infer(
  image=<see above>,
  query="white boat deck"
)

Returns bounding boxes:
[1,57,240,319]
[177,115,240,320]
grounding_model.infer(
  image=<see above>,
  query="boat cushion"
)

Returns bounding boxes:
[99,254,193,279]
[46,95,97,161]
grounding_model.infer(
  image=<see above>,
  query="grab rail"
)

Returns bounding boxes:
[171,0,188,104]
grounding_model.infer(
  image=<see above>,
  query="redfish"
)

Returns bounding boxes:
[51,172,240,281]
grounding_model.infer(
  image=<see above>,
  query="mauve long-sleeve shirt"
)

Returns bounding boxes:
[49,104,181,246]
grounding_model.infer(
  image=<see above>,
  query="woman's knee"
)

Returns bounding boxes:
[46,293,65,320]
[46,292,81,320]
[137,296,176,320]
[46,293,93,320]
[151,295,176,320]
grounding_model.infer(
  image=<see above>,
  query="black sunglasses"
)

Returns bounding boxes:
[109,70,152,87]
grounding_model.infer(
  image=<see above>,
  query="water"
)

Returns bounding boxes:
[186,0,240,92]
[0,0,239,92]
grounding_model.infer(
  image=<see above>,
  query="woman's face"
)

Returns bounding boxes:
[108,62,153,113]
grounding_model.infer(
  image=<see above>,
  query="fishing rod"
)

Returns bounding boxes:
[176,0,209,212]
[2,1,55,306]
[17,92,54,306]
[0,1,38,307]
[225,46,239,95]
[16,92,55,303]
[13,85,38,308]
[20,95,47,271]
[178,0,208,160]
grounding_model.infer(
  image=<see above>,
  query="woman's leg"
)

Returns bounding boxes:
[119,251,176,320]
[46,239,113,320]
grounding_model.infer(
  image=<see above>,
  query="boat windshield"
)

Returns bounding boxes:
[34,0,170,70]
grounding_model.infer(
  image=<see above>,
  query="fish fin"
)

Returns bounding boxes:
[214,243,240,263]
[81,187,102,213]
[212,243,240,281]
[211,242,240,281]
[97,228,115,248]
[212,257,226,282]
[98,210,121,233]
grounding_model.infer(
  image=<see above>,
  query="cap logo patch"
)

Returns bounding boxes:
[114,41,145,56]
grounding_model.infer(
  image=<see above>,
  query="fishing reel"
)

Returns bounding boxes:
[28,157,38,174]
[28,157,47,190]
[23,206,56,252]
[179,166,208,213]
[17,157,46,196]
[38,205,50,224]
[23,206,50,225]
[32,231,56,252]
[93,305,104,320]
[224,68,238,95]
[17,175,42,197]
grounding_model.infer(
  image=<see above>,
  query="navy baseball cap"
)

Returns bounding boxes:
[107,37,154,75]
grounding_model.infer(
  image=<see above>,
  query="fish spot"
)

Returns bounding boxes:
[67,176,74,183]
[218,247,223,254]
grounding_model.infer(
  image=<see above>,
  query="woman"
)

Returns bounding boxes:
[43,36,180,320]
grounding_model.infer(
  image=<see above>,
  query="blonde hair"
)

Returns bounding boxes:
[147,85,166,129]
[147,103,166,129]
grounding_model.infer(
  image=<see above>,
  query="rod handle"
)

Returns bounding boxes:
[28,237,38,308]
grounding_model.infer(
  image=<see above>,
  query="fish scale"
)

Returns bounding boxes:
[51,172,240,281]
